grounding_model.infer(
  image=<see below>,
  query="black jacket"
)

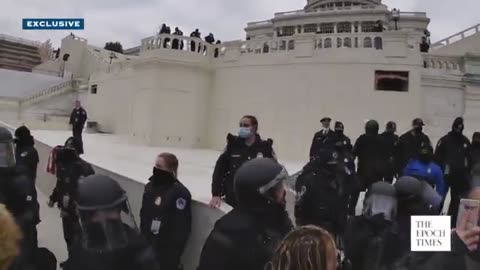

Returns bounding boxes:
[395,131,431,174]
[69,107,87,127]
[381,132,399,159]
[50,152,94,213]
[309,129,335,160]
[294,159,356,235]
[140,176,191,270]
[197,208,292,270]
[434,132,470,173]
[63,226,159,270]
[353,133,388,187]
[212,134,275,199]
[468,143,480,169]
[15,141,39,183]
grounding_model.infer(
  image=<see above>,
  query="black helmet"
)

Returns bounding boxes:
[77,175,137,252]
[234,158,288,212]
[394,176,441,215]
[365,120,379,135]
[64,137,81,154]
[0,126,16,171]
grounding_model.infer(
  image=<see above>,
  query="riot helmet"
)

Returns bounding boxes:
[363,182,397,221]
[234,158,288,212]
[365,120,379,135]
[76,175,137,252]
[0,127,16,172]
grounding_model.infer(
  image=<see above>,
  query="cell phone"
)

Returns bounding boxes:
[456,199,480,230]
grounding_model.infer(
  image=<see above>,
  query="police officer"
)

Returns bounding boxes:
[344,182,401,270]
[69,100,87,154]
[14,125,39,183]
[48,137,94,262]
[309,117,334,160]
[381,121,399,183]
[63,175,159,270]
[140,153,191,270]
[210,115,276,208]
[404,144,446,198]
[394,176,443,257]
[198,158,293,270]
[353,120,388,188]
[295,148,356,240]
[395,118,432,175]
[435,117,471,224]
[0,127,40,269]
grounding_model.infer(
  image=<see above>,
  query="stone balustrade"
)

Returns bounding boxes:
[314,33,383,49]
[423,54,465,72]
[431,24,480,50]
[141,34,220,58]
[275,4,383,17]
[20,80,80,105]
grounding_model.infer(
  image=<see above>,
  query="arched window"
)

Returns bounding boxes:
[263,42,270,53]
[337,38,342,48]
[324,38,332,48]
[364,37,372,48]
[288,40,295,50]
[374,37,383,50]
[344,37,352,48]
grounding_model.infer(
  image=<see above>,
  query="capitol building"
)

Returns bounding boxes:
[2,0,480,161]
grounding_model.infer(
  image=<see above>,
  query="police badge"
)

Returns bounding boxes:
[154,196,162,206]
[176,198,187,210]
[257,152,263,158]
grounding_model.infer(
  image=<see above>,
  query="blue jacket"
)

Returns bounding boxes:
[403,159,446,197]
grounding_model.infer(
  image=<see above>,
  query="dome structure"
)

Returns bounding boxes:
[305,0,384,10]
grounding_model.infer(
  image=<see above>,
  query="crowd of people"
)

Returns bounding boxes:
[157,24,222,57]
[1,110,480,270]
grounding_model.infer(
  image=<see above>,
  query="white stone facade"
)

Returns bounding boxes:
[19,0,480,161]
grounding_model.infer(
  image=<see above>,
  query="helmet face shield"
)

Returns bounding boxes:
[0,141,16,169]
[363,194,397,221]
[78,199,138,252]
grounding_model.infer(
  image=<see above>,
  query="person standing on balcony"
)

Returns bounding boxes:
[140,153,192,270]
[210,115,276,208]
[69,100,87,154]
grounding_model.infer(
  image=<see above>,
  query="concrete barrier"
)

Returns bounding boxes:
[0,121,227,270]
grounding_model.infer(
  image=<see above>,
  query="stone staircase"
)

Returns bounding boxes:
[19,79,86,107]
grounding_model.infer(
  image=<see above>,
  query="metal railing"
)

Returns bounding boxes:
[432,24,480,50]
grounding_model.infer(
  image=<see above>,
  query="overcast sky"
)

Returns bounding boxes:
[0,0,478,49]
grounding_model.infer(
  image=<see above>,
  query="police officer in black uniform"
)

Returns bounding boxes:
[69,100,87,154]
[380,121,399,183]
[0,127,40,269]
[63,174,159,270]
[434,117,471,224]
[140,153,191,270]
[344,182,401,270]
[295,148,356,240]
[309,117,334,160]
[48,137,94,262]
[14,125,39,183]
[469,132,480,170]
[395,118,432,175]
[198,158,293,270]
[210,115,276,208]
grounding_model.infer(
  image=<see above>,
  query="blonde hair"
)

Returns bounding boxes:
[268,225,337,270]
[0,204,22,270]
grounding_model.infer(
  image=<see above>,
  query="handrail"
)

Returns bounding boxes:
[20,79,79,105]
[432,23,480,49]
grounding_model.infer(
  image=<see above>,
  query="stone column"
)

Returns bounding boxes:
[333,23,337,34]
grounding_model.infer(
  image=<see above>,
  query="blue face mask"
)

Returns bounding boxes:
[238,127,251,138]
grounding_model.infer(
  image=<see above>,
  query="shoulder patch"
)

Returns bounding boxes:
[176,198,187,210]
[20,151,28,157]
[256,152,263,158]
